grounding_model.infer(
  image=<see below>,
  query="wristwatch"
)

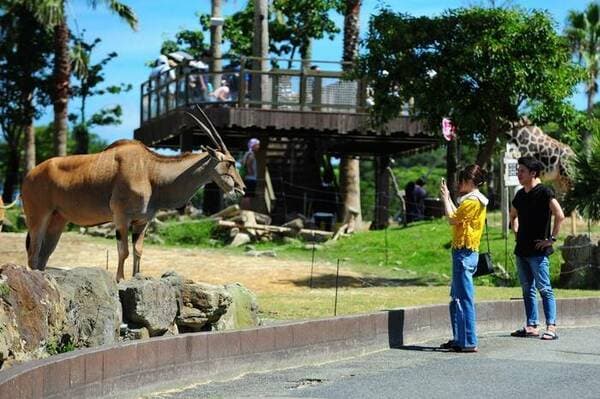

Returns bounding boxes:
[550,236,557,242]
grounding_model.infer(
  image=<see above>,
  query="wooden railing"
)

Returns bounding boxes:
[140,57,369,125]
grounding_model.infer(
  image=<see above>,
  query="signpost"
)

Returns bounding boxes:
[501,149,521,238]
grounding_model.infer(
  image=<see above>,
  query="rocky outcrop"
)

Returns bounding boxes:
[118,275,178,336]
[48,267,121,347]
[0,263,260,370]
[0,264,66,368]
[559,235,600,289]
[216,283,260,330]
[178,280,232,332]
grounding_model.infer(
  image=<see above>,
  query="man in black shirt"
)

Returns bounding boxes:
[509,157,565,341]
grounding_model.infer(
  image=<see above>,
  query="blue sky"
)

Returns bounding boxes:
[57,0,593,144]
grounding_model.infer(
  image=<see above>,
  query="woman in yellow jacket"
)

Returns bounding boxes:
[440,164,488,352]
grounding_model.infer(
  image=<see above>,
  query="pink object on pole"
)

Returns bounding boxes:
[442,117,456,141]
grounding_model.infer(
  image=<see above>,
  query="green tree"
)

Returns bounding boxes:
[358,7,581,169]
[565,2,600,154]
[564,131,600,220]
[20,0,137,157]
[339,0,362,224]
[195,0,341,64]
[157,30,208,61]
[0,3,53,202]
[270,0,341,63]
[70,32,131,154]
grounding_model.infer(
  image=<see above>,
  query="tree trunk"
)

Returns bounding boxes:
[73,124,89,155]
[2,142,21,203]
[476,125,500,169]
[339,0,362,225]
[17,8,37,173]
[53,15,69,157]
[252,0,269,106]
[339,157,362,224]
[343,0,361,68]
[371,156,390,230]
[584,84,595,157]
[210,0,223,90]
[446,139,458,200]
[24,122,36,173]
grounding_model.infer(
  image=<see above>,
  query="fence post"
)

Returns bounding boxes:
[238,58,246,108]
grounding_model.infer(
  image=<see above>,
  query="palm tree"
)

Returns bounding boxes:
[566,2,600,154]
[564,131,600,221]
[339,0,362,226]
[30,1,137,156]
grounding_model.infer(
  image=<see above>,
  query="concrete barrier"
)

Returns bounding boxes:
[2,297,600,398]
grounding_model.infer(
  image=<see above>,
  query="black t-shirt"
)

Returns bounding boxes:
[512,184,555,257]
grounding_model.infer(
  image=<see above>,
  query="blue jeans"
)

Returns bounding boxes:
[450,249,478,348]
[516,255,557,326]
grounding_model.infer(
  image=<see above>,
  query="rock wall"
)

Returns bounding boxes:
[0,264,260,370]
[559,235,600,289]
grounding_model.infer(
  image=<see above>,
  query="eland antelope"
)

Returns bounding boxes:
[22,107,244,281]
[0,196,18,232]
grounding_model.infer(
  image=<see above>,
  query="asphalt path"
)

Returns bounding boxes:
[144,326,600,399]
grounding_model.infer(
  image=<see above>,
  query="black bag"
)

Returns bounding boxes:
[474,219,494,277]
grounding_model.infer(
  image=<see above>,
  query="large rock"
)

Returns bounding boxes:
[178,281,232,332]
[48,267,121,347]
[0,264,65,368]
[216,283,261,331]
[560,236,600,289]
[119,275,178,336]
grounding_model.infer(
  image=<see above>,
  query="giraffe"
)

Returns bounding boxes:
[506,123,578,233]
[506,124,575,195]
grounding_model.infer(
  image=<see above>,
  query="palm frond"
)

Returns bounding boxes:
[564,131,600,220]
[89,0,138,31]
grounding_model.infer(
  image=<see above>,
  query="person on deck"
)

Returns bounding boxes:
[240,138,260,209]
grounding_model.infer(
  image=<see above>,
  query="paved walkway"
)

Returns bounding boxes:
[144,326,600,399]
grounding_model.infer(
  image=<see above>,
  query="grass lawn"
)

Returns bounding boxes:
[154,212,600,321]
[258,286,600,321]
[245,212,566,286]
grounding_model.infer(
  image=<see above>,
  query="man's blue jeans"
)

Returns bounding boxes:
[516,255,557,326]
[450,249,478,348]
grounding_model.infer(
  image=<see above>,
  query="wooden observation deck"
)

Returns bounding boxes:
[134,58,438,226]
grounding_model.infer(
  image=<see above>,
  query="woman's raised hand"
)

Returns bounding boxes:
[440,178,449,199]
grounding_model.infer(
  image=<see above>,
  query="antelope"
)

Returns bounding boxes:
[22,107,244,281]
[0,196,18,232]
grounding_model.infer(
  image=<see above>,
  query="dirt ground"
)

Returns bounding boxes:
[0,232,363,294]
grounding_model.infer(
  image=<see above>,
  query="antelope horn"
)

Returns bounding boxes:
[194,105,228,153]
[0,198,18,209]
[184,111,221,150]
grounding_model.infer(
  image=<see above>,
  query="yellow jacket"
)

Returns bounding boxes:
[449,193,488,251]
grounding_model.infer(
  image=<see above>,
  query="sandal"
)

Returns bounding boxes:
[440,340,456,349]
[510,327,539,338]
[541,329,558,341]
[450,346,478,353]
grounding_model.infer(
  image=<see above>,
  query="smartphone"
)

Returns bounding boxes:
[441,177,446,185]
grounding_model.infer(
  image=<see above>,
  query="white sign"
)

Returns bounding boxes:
[210,17,225,27]
[503,157,520,186]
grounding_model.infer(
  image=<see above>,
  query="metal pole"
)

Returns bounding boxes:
[310,232,316,288]
[384,226,389,267]
[334,259,341,316]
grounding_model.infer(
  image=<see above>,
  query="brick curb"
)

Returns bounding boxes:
[1,297,600,398]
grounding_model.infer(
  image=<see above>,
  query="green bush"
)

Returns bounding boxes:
[46,335,75,355]
[157,219,219,246]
